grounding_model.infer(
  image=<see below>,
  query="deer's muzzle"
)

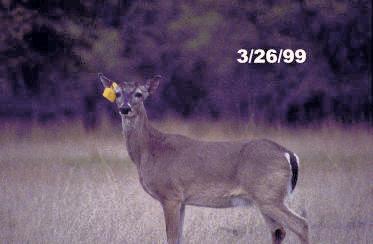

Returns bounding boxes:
[119,106,132,115]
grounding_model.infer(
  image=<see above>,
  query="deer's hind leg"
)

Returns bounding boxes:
[262,214,286,244]
[258,203,309,244]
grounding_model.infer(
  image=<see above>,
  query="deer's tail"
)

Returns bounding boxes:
[284,152,299,192]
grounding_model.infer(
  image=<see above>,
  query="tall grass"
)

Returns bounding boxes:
[0,121,372,243]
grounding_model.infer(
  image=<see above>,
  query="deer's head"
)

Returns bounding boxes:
[98,73,161,118]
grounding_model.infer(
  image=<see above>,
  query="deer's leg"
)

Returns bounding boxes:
[259,204,309,244]
[262,215,286,244]
[161,200,185,244]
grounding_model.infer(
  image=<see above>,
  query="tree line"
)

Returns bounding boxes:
[0,0,371,128]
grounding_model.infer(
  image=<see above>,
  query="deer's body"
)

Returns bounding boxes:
[124,105,292,208]
[99,74,309,244]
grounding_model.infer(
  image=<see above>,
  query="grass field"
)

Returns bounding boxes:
[0,121,372,243]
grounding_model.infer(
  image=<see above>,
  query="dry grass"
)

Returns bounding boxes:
[0,121,372,243]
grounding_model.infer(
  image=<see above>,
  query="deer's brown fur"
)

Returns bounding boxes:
[99,74,309,244]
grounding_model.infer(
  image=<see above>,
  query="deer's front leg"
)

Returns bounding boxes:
[161,200,185,244]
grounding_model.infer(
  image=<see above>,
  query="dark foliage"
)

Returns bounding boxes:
[0,0,371,127]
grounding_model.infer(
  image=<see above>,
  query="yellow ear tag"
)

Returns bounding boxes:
[102,82,118,103]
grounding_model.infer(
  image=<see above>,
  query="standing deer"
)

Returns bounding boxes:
[98,74,309,244]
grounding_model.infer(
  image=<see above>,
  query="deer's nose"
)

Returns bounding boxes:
[119,106,132,115]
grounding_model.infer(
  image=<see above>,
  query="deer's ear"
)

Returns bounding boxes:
[145,75,161,94]
[98,73,113,88]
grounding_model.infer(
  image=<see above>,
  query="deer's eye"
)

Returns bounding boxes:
[134,92,142,98]
[115,92,121,98]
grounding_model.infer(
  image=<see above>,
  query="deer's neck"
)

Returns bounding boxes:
[121,104,163,166]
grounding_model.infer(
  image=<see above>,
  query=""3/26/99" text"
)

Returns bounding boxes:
[237,49,307,64]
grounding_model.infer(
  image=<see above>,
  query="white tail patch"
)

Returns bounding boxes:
[284,152,292,194]
[284,152,291,164]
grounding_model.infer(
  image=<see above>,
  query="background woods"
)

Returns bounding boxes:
[0,0,371,128]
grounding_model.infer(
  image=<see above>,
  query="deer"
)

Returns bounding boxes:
[98,74,309,244]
